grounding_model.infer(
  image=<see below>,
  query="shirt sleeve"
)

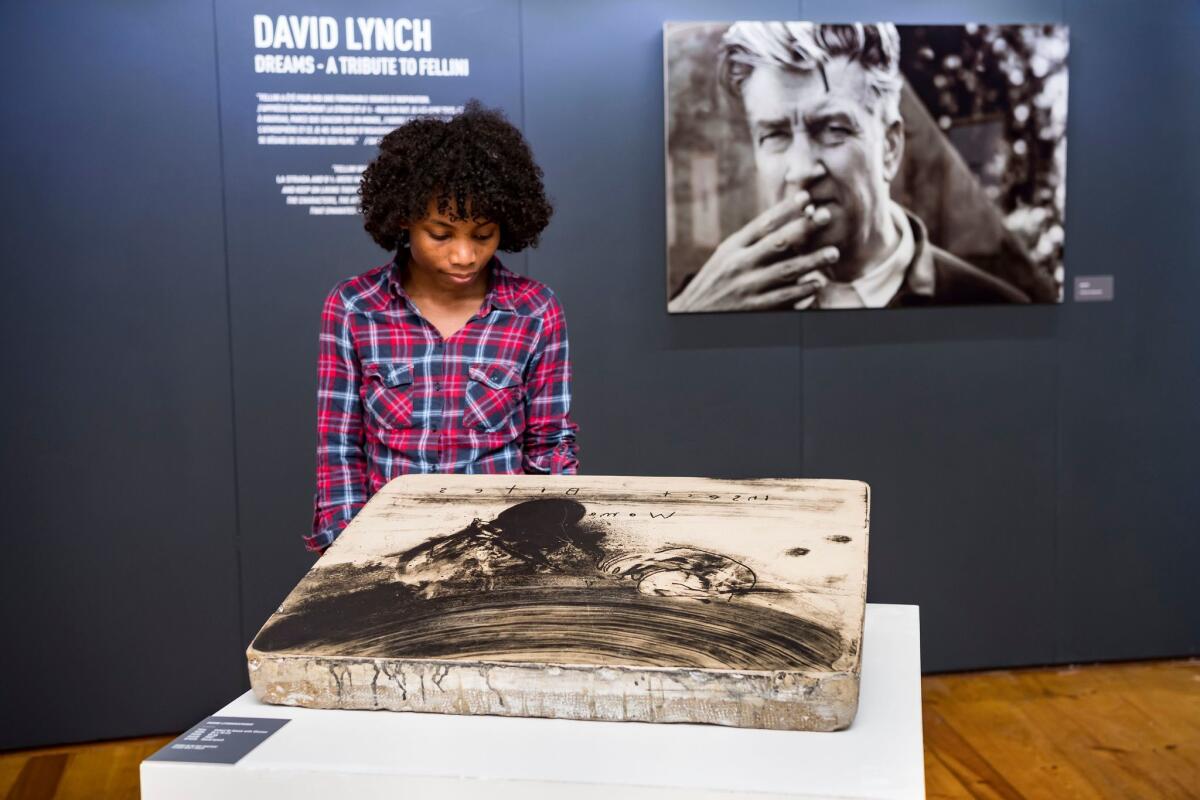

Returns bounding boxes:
[522,292,579,474]
[307,286,368,552]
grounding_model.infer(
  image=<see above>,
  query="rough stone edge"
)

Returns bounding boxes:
[246,649,861,732]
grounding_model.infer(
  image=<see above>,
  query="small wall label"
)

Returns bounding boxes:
[1073,275,1114,302]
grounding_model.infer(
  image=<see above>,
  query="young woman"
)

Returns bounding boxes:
[307,101,578,553]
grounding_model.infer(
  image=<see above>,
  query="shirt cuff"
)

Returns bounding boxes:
[550,441,578,474]
[303,527,338,553]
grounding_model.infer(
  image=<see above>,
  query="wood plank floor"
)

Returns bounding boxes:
[925,658,1199,798]
[0,736,171,800]
[1,659,1196,799]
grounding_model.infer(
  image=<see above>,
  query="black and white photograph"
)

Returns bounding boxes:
[665,22,1070,312]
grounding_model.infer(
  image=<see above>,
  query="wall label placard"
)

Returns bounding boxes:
[1073,275,1114,302]
[147,716,290,764]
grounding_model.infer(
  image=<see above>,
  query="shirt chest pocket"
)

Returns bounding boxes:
[463,363,524,434]
[363,360,415,430]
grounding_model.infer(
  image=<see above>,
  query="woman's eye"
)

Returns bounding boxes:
[475,233,495,241]
[429,233,450,241]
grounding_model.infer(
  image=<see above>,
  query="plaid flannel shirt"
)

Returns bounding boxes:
[309,257,579,552]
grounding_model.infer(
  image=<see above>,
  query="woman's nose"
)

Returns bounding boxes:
[448,239,476,267]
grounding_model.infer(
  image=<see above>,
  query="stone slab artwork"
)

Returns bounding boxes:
[247,475,870,731]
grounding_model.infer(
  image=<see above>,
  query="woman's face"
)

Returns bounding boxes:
[404,197,500,293]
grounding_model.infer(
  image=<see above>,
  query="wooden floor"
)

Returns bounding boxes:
[924,659,1199,798]
[1,659,1196,799]
[0,736,171,800]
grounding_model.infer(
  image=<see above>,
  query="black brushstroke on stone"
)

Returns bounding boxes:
[397,498,604,582]
[254,584,842,669]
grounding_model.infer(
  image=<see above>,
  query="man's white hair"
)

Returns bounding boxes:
[719,22,903,125]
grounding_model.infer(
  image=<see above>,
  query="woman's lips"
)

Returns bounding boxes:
[444,270,479,284]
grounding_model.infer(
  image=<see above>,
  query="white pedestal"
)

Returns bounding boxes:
[142,603,923,799]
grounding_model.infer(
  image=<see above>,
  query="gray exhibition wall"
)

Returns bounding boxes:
[1,0,1197,750]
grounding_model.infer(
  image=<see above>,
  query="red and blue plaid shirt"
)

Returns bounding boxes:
[309,257,579,552]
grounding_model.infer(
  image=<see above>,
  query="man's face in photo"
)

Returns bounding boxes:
[740,58,901,271]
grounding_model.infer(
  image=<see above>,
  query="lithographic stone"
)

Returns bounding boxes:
[247,475,870,731]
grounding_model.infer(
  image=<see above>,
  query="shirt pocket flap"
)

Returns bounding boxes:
[365,360,414,388]
[469,362,523,390]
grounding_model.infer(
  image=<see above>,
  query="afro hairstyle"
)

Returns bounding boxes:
[359,99,553,253]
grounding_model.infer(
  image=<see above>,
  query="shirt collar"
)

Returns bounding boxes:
[900,209,937,299]
[847,201,914,307]
[804,201,914,309]
[484,258,519,312]
[386,253,518,313]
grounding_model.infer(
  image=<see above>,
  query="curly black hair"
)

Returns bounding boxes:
[359,99,553,253]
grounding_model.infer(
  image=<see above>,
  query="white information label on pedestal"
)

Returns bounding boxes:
[142,603,923,799]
